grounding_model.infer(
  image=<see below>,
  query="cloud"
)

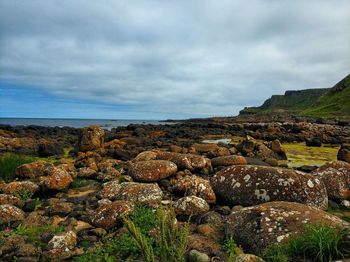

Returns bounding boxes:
[0,0,349,118]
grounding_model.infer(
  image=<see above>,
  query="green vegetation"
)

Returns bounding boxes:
[223,237,243,261]
[0,153,36,182]
[327,206,350,223]
[15,188,33,202]
[7,224,64,248]
[262,224,350,262]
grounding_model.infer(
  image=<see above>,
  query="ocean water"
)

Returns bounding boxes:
[0,118,167,130]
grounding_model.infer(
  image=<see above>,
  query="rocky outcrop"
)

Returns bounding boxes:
[128,160,177,182]
[225,201,349,253]
[311,161,350,201]
[211,165,328,209]
[78,125,105,152]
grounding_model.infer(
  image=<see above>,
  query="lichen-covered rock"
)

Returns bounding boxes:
[45,198,74,216]
[77,167,96,178]
[15,160,50,178]
[78,125,105,152]
[0,181,40,195]
[338,144,350,163]
[0,194,23,207]
[42,166,73,191]
[171,175,216,204]
[211,165,328,210]
[98,181,163,207]
[0,204,25,224]
[211,155,247,167]
[74,151,101,170]
[174,196,210,216]
[45,231,77,260]
[156,151,211,171]
[232,254,265,262]
[134,150,158,161]
[311,161,350,201]
[128,160,177,182]
[225,201,349,253]
[237,139,284,161]
[90,200,134,229]
[268,139,287,160]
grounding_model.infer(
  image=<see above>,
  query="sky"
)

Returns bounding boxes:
[0,1,349,120]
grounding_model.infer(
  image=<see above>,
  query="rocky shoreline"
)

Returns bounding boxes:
[0,118,350,261]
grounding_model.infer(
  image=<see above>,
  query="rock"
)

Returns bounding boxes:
[134,151,158,161]
[45,198,74,216]
[232,254,265,262]
[15,160,49,179]
[211,155,247,167]
[0,204,25,224]
[0,181,40,195]
[128,160,177,182]
[188,249,210,262]
[187,234,222,257]
[341,200,350,208]
[211,165,328,210]
[171,175,216,204]
[338,144,350,163]
[306,137,322,147]
[38,139,63,157]
[311,161,350,201]
[78,125,105,152]
[98,181,163,207]
[74,151,101,170]
[192,143,219,153]
[237,139,283,161]
[268,140,287,160]
[0,194,23,207]
[156,151,212,171]
[90,200,134,229]
[199,211,223,226]
[174,196,210,217]
[225,201,348,253]
[45,231,77,260]
[42,166,73,191]
[77,167,96,178]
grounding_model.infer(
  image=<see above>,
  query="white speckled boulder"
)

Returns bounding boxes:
[128,160,177,182]
[225,201,349,253]
[174,196,210,216]
[211,165,328,209]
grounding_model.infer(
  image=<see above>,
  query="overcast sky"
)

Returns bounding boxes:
[0,0,349,119]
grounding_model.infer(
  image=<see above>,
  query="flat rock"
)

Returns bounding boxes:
[211,155,247,167]
[128,160,177,182]
[211,165,328,209]
[225,201,349,253]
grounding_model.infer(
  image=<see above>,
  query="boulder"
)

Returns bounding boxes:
[192,143,219,153]
[15,160,49,179]
[311,161,350,201]
[98,181,163,207]
[211,165,328,210]
[42,166,73,191]
[128,160,177,182]
[174,196,210,217]
[211,155,247,167]
[38,139,63,157]
[0,194,23,207]
[225,201,349,253]
[338,144,350,163]
[45,231,77,260]
[306,137,322,147]
[0,181,40,195]
[78,125,105,152]
[90,200,134,229]
[268,140,287,160]
[0,204,25,224]
[231,254,265,262]
[171,175,216,204]
[156,151,211,171]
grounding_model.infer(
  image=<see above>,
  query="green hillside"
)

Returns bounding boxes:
[240,74,350,119]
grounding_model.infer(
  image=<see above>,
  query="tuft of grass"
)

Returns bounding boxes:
[15,188,34,202]
[71,178,90,188]
[0,153,37,182]
[223,237,243,261]
[262,223,350,262]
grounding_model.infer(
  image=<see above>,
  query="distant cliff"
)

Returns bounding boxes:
[240,74,350,119]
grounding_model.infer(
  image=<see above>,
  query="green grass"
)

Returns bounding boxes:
[262,224,350,262]
[14,188,34,202]
[0,153,37,182]
[223,237,243,261]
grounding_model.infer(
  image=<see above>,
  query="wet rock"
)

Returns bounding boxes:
[0,194,23,207]
[0,181,40,195]
[338,144,350,163]
[174,196,210,217]
[98,181,163,207]
[156,151,211,171]
[128,160,177,182]
[188,249,210,262]
[211,165,328,209]
[90,200,134,229]
[211,155,247,167]
[232,254,265,262]
[171,175,216,204]
[15,160,50,179]
[225,201,349,253]
[78,125,105,152]
[0,204,25,224]
[42,166,73,191]
[311,161,350,201]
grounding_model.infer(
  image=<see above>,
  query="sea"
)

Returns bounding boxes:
[0,118,168,130]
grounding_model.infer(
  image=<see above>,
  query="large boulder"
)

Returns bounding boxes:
[311,161,350,201]
[0,181,40,195]
[128,160,177,182]
[15,160,50,179]
[90,200,134,229]
[171,175,216,204]
[0,204,25,224]
[211,165,328,210]
[42,166,73,191]
[98,181,163,207]
[338,144,350,163]
[211,155,247,167]
[225,201,349,253]
[78,125,105,152]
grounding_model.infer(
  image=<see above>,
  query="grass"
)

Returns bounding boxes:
[14,188,34,202]
[223,237,243,261]
[262,223,350,262]
[0,153,37,182]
